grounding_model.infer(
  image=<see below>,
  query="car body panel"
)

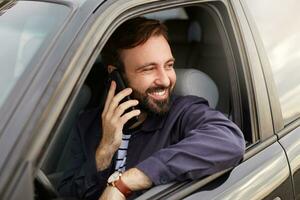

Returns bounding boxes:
[230,0,274,140]
[184,140,293,200]
[279,125,300,200]
[2,162,34,200]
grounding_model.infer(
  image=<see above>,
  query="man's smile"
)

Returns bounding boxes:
[147,89,169,100]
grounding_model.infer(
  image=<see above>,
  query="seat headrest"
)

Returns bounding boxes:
[164,19,202,43]
[174,68,219,108]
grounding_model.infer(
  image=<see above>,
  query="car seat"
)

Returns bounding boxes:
[164,19,201,68]
[165,18,230,115]
[174,68,218,108]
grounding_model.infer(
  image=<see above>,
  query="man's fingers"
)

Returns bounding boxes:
[113,88,133,104]
[114,100,139,118]
[106,88,133,118]
[120,109,141,124]
[103,81,116,115]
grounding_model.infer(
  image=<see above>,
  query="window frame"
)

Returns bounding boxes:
[239,0,285,133]
[240,0,300,140]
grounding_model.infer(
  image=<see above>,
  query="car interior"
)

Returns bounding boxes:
[35,4,251,200]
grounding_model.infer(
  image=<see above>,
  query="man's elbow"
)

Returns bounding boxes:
[230,138,246,167]
[229,125,246,164]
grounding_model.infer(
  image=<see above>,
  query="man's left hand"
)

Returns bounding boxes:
[99,186,125,200]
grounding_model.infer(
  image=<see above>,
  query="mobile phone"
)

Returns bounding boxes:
[109,70,139,130]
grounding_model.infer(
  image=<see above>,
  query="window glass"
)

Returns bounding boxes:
[0,1,69,109]
[245,0,300,124]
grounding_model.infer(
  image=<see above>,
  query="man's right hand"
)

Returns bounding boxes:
[95,81,140,171]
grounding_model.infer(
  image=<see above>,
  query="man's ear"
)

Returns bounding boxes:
[107,65,117,73]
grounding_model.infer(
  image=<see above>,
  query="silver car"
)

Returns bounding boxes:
[1,0,300,199]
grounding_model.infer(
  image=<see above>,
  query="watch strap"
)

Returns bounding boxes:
[113,177,133,198]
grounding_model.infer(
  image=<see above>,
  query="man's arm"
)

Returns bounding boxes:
[95,145,116,171]
[100,100,245,199]
[136,100,245,185]
[122,168,152,190]
[59,81,141,199]
[97,80,140,171]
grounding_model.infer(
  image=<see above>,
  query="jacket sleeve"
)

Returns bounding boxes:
[58,123,111,200]
[136,101,245,185]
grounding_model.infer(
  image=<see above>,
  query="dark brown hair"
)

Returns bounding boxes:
[101,17,168,72]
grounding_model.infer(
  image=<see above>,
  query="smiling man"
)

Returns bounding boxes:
[116,35,175,114]
[58,17,245,200]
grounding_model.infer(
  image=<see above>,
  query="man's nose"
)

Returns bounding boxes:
[155,68,170,87]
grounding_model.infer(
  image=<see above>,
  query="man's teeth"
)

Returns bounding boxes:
[152,90,166,96]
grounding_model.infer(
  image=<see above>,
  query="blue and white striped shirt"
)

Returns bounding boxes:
[115,134,131,172]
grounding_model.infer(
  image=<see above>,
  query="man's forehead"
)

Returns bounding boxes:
[120,35,173,68]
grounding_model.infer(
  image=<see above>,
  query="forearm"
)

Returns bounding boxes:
[95,144,118,171]
[122,168,152,191]
[97,81,140,171]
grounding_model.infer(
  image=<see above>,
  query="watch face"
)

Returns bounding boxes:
[108,171,121,183]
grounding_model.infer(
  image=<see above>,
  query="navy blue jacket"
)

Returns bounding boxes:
[58,95,245,199]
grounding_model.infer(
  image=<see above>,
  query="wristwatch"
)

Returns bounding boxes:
[107,171,133,198]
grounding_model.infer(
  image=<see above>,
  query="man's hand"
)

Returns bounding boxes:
[99,186,125,200]
[96,81,140,171]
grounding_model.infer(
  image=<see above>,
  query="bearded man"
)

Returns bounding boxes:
[58,17,245,200]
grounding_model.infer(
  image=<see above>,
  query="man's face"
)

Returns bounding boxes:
[120,35,176,115]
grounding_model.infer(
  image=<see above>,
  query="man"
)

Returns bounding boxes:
[58,17,245,200]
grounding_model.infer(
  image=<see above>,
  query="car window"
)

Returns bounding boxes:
[245,0,300,125]
[0,1,69,110]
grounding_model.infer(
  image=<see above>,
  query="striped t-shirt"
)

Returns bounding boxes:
[115,134,131,172]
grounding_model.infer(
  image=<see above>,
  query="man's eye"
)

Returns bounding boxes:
[166,63,174,69]
[143,67,154,71]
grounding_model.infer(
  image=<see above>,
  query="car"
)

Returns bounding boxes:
[1,0,300,199]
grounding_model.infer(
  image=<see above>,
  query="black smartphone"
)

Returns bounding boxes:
[109,70,139,130]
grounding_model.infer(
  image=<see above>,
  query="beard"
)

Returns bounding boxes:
[131,86,172,116]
